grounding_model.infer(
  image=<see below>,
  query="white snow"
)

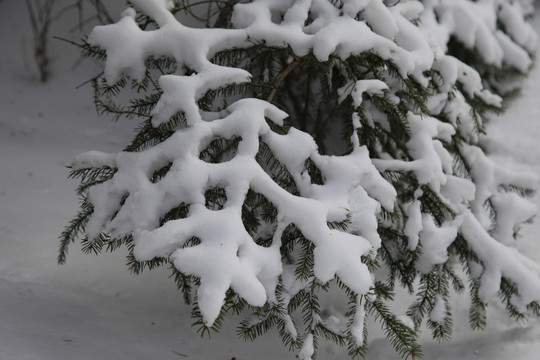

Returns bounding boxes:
[404,199,423,250]
[397,314,416,330]
[430,294,447,325]
[298,333,315,360]
[416,215,460,273]
[1,1,540,360]
[351,299,367,346]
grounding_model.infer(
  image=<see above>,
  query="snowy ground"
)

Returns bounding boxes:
[1,1,540,359]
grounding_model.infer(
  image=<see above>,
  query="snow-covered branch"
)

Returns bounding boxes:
[63,0,540,358]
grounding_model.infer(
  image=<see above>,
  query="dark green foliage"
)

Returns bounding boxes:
[379,227,418,293]
[69,166,117,195]
[406,267,453,341]
[58,198,94,264]
[345,297,368,359]
[451,235,488,330]
[498,184,536,198]
[499,277,527,321]
[205,187,228,210]
[256,142,300,195]
[418,185,456,225]
[368,283,423,359]
[200,137,241,164]
[238,298,299,352]
[170,266,195,304]
[241,190,278,247]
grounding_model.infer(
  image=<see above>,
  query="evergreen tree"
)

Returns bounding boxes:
[60,1,540,358]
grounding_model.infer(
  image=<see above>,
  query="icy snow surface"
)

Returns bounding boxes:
[1,1,540,359]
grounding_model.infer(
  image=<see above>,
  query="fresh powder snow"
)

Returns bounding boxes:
[1,0,540,359]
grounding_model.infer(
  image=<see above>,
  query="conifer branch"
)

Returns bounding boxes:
[61,1,540,359]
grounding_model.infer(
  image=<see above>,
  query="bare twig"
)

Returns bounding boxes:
[55,0,113,30]
[75,71,103,89]
[267,52,302,103]
[25,0,55,82]
[52,35,81,47]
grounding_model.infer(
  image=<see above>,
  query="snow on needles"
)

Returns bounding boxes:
[72,0,540,340]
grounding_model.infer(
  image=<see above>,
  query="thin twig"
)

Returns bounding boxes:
[75,71,103,89]
[25,0,55,82]
[267,53,302,103]
[93,0,113,23]
[52,35,82,47]
[68,14,100,32]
